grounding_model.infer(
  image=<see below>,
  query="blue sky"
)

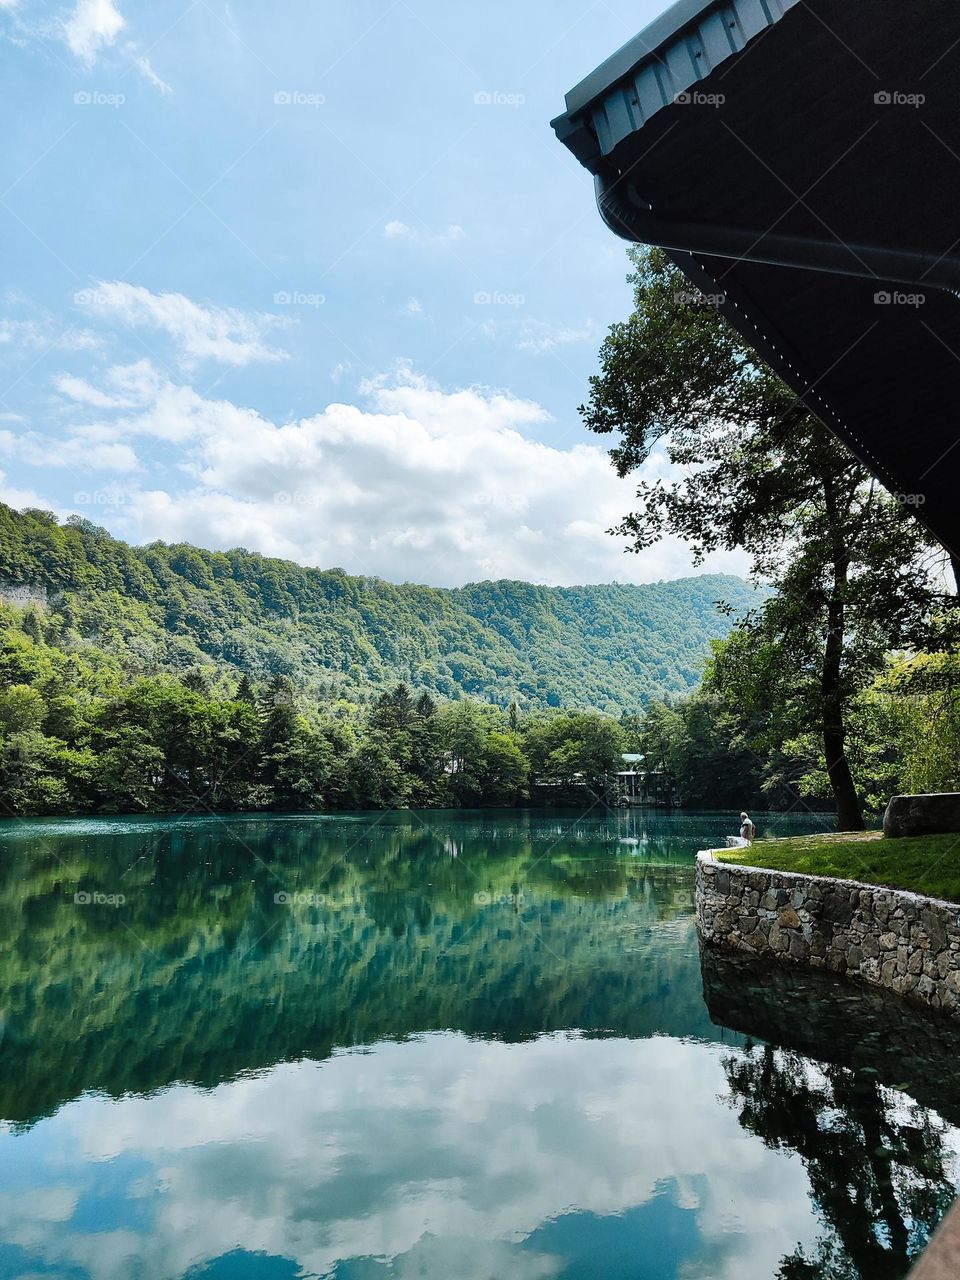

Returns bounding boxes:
[0,0,747,586]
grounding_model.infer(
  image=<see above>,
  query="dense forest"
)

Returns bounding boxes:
[0,503,756,712]
[0,502,758,816]
[4,499,954,821]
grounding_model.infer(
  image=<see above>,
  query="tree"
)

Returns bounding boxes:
[480,731,528,805]
[236,673,256,704]
[0,684,46,735]
[414,691,436,719]
[525,712,625,800]
[345,731,412,809]
[370,683,417,731]
[94,726,164,811]
[437,701,489,805]
[582,247,947,829]
[20,608,44,644]
[181,668,211,695]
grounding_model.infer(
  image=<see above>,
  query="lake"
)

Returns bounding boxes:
[0,807,956,1280]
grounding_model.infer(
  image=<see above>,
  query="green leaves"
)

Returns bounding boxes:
[583,245,951,826]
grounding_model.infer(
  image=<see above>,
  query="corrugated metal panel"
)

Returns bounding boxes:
[555,0,801,163]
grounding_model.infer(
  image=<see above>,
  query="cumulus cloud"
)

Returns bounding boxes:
[76,283,289,367]
[62,0,124,65]
[0,469,60,512]
[54,372,128,409]
[46,360,748,587]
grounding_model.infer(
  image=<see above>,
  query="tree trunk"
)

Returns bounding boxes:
[821,479,865,831]
[821,580,865,831]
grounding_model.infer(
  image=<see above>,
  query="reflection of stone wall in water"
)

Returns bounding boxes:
[697,851,960,1017]
[701,944,960,1128]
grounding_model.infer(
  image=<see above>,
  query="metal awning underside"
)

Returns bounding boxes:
[553,0,960,558]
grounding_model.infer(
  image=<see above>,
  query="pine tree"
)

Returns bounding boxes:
[20,609,44,644]
[370,683,416,731]
[415,692,436,719]
[236,673,256,704]
[181,668,211,695]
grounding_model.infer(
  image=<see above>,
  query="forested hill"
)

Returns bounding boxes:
[0,503,757,712]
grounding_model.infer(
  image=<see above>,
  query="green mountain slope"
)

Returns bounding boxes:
[0,503,757,711]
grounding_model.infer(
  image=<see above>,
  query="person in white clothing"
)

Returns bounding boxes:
[725,812,756,848]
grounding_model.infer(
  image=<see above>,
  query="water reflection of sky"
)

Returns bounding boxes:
[0,1034,830,1280]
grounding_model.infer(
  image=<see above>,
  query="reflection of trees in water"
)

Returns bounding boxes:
[0,816,716,1127]
[724,1044,957,1280]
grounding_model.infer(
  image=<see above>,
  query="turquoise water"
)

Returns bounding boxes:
[0,808,954,1279]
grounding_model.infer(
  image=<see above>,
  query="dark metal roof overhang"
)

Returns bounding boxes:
[552,0,960,559]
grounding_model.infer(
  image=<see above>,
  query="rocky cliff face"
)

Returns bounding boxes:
[0,580,48,610]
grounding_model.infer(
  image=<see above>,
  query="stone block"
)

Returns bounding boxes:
[884,792,960,838]
[788,933,810,961]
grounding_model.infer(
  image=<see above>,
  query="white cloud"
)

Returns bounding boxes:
[54,372,127,409]
[0,426,139,472]
[76,283,289,367]
[0,469,60,512]
[384,220,467,248]
[52,361,749,587]
[402,296,424,317]
[516,319,602,355]
[129,50,173,94]
[62,0,124,65]
[0,317,98,351]
[55,3,172,90]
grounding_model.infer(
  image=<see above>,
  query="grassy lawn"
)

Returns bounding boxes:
[716,830,960,904]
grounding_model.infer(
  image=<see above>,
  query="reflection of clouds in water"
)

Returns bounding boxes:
[0,1034,823,1280]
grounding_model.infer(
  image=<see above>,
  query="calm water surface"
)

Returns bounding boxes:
[0,808,956,1280]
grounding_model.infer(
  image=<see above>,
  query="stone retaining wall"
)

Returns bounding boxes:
[696,850,960,1018]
